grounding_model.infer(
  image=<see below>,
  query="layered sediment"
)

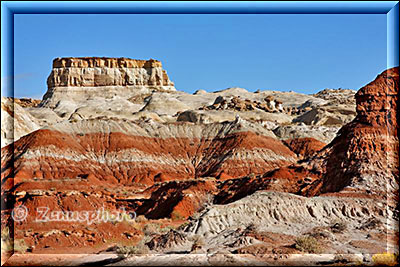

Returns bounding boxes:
[1,119,296,186]
[41,57,175,107]
[306,67,399,197]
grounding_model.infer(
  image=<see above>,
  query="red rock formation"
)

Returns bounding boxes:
[1,121,296,187]
[304,67,399,197]
[283,138,326,159]
[135,180,217,219]
[213,165,320,205]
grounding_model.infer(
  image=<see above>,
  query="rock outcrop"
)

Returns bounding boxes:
[41,57,175,108]
[201,95,284,113]
[283,138,326,159]
[12,98,41,108]
[306,67,399,198]
[1,98,40,147]
[47,57,174,88]
[313,88,356,105]
[273,124,340,144]
[293,105,356,126]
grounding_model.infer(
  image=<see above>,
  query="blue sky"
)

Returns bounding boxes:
[12,14,387,98]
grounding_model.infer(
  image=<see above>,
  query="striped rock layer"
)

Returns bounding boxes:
[1,119,297,186]
[307,67,399,197]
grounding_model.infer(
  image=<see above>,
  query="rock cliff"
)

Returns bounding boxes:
[306,67,399,197]
[41,57,175,108]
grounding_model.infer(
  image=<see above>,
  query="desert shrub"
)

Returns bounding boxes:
[171,210,185,221]
[295,235,320,253]
[372,252,398,266]
[14,239,29,253]
[308,227,332,240]
[117,241,149,256]
[330,221,347,233]
[159,225,176,234]
[135,215,147,223]
[142,223,161,235]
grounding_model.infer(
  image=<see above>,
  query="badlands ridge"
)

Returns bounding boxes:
[1,57,398,266]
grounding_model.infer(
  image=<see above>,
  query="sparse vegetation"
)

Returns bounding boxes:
[295,235,321,253]
[14,239,29,253]
[178,221,190,231]
[135,215,147,223]
[116,239,150,256]
[142,223,162,235]
[330,221,347,233]
[142,222,176,236]
[171,210,185,221]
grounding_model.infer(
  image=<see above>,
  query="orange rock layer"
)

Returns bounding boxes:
[1,130,296,186]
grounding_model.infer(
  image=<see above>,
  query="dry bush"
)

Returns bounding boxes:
[117,240,150,255]
[135,215,147,223]
[142,223,162,235]
[295,235,320,253]
[171,210,185,221]
[14,239,29,253]
[245,223,257,233]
